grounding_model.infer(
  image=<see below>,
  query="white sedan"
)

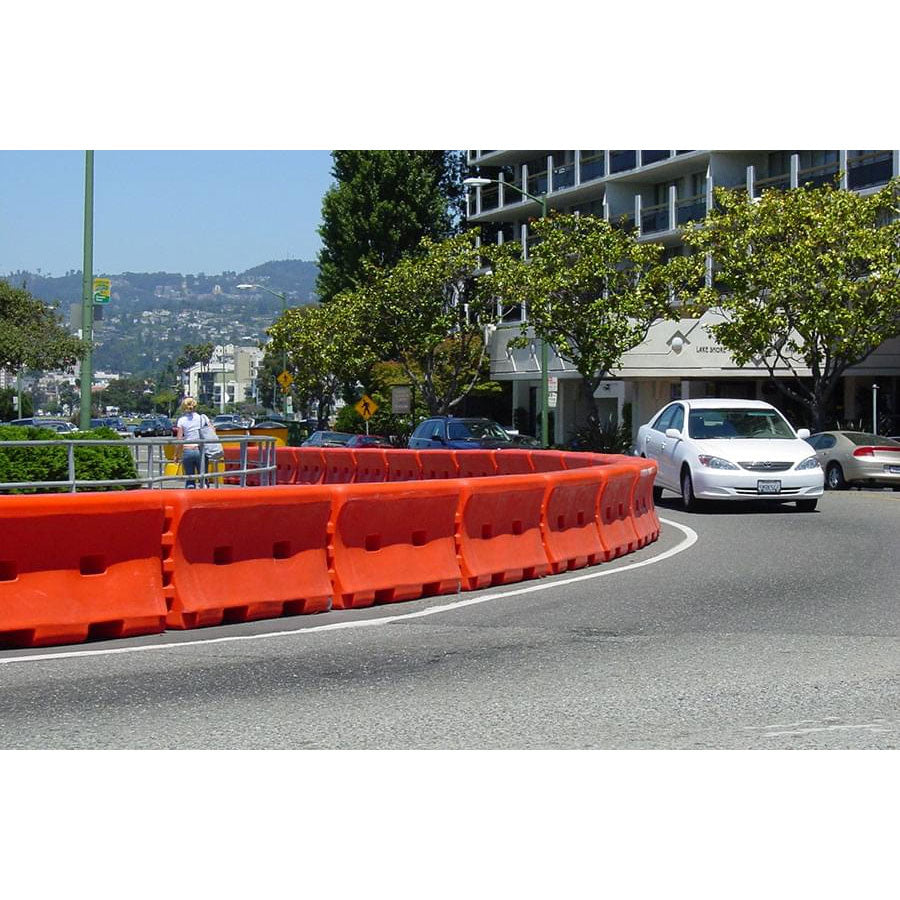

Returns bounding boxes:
[636,398,824,511]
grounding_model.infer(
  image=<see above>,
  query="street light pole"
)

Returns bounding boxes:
[79,150,94,431]
[463,176,550,447]
[237,283,288,418]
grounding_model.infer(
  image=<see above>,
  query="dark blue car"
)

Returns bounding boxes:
[408,417,516,450]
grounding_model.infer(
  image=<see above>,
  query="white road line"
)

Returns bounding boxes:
[0,516,697,666]
[759,723,889,737]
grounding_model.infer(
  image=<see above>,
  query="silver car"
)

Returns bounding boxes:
[806,431,900,490]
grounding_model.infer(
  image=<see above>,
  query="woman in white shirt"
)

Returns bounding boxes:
[175,397,204,488]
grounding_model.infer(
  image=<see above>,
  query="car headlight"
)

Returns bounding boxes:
[795,455,821,470]
[697,455,739,470]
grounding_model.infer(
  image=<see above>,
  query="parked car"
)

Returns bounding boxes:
[133,415,174,437]
[302,430,354,447]
[346,434,393,448]
[503,428,541,448]
[635,398,824,511]
[212,414,251,429]
[7,417,78,433]
[90,416,129,436]
[408,417,519,450]
[805,431,900,491]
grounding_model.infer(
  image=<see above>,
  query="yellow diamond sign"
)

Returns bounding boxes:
[354,394,378,420]
[277,370,293,392]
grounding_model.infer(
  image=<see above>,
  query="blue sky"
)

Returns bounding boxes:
[0,151,335,277]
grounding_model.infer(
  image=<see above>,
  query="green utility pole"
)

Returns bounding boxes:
[79,150,94,431]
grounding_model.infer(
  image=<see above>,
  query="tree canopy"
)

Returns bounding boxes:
[338,231,510,415]
[267,301,374,429]
[492,213,697,426]
[315,151,465,302]
[0,280,85,373]
[682,178,900,430]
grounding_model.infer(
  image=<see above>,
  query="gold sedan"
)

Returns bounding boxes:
[806,431,900,490]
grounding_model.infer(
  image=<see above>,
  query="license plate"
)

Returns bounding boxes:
[887,466,900,475]
[757,480,782,494]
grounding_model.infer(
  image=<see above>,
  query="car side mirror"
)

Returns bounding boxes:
[665,428,682,439]
[796,428,810,439]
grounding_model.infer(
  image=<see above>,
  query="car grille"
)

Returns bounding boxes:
[738,461,794,472]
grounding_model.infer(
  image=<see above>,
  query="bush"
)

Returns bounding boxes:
[0,426,138,492]
[566,417,633,454]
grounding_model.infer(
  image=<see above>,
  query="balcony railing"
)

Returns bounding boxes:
[848,151,893,190]
[641,150,669,166]
[641,202,670,234]
[609,150,637,173]
[676,194,707,226]
[753,173,790,196]
[527,169,548,197]
[798,162,840,189]
[502,181,525,206]
[580,153,605,181]
[552,161,575,191]
[480,185,499,212]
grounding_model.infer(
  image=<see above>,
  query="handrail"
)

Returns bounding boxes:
[0,434,278,492]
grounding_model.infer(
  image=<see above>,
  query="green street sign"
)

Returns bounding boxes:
[92,277,111,304]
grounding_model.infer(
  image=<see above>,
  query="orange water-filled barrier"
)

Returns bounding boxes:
[631,462,661,548]
[162,486,333,629]
[351,448,388,483]
[541,469,607,573]
[596,463,640,560]
[456,474,549,590]
[0,491,167,648]
[329,480,462,608]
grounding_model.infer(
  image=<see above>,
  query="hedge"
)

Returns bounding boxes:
[0,426,138,492]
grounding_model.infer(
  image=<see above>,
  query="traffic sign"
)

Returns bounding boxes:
[277,370,293,392]
[354,394,378,420]
[92,277,111,304]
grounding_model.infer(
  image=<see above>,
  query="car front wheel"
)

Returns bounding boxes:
[681,468,702,511]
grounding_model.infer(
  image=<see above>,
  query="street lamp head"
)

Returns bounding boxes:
[236,284,258,290]
[463,177,493,187]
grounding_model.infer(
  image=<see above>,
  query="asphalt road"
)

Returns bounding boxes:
[1,489,897,749]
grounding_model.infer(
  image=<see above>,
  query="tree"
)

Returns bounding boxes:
[0,280,85,373]
[340,231,509,416]
[176,342,214,374]
[0,387,32,420]
[492,213,697,434]
[267,302,374,430]
[102,376,155,414]
[682,178,900,431]
[316,151,465,302]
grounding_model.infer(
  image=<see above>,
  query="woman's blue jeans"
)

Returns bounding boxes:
[182,448,201,488]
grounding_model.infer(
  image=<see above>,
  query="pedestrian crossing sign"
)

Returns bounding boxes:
[354,394,378,420]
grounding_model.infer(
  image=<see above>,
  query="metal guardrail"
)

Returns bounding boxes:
[0,434,278,492]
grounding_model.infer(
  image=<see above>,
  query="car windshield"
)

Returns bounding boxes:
[447,420,511,442]
[688,408,795,439]
[323,432,351,443]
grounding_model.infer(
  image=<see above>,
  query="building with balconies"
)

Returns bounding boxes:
[465,150,900,441]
